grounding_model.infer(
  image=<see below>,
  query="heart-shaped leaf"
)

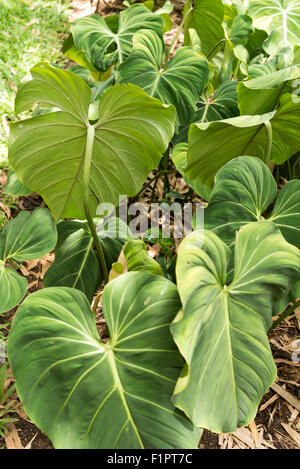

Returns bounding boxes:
[171,222,300,432]
[185,94,300,186]
[116,30,209,125]
[204,156,300,249]
[248,0,300,66]
[238,65,300,115]
[44,218,131,301]
[8,273,201,448]
[8,64,176,220]
[0,208,57,313]
[71,4,164,72]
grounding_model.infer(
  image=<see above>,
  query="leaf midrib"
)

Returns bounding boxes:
[106,348,144,448]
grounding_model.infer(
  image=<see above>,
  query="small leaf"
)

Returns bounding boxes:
[0,208,57,262]
[0,267,27,314]
[4,170,32,196]
[123,239,163,276]
[0,208,57,313]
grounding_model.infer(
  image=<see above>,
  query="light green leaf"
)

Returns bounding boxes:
[234,44,249,63]
[172,222,300,432]
[185,94,300,186]
[123,239,163,276]
[71,5,164,71]
[204,155,300,248]
[9,64,176,220]
[4,169,32,196]
[246,60,277,79]
[238,65,300,114]
[0,208,57,313]
[248,0,300,66]
[172,143,212,201]
[116,30,209,124]
[8,274,201,448]
[0,267,27,314]
[0,208,57,262]
[155,0,173,32]
[184,0,225,57]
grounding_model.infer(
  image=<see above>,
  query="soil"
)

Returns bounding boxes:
[0,0,299,451]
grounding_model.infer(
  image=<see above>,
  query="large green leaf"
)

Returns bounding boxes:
[172,143,212,201]
[71,5,164,72]
[248,0,300,66]
[44,218,130,302]
[184,0,225,57]
[238,65,300,114]
[0,208,57,313]
[185,94,300,186]
[171,222,300,432]
[204,155,300,248]
[8,273,201,448]
[116,30,209,125]
[8,64,176,220]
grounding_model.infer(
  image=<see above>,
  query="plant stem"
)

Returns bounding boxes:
[92,290,103,313]
[233,60,241,80]
[269,299,300,332]
[83,125,108,284]
[264,121,273,166]
[165,7,193,63]
[207,39,225,60]
[163,151,170,198]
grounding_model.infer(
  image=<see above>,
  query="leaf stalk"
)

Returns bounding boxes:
[83,125,108,284]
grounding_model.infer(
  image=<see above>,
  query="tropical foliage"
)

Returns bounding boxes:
[1,0,300,449]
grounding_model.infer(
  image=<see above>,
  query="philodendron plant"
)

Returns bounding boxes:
[3,0,300,450]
